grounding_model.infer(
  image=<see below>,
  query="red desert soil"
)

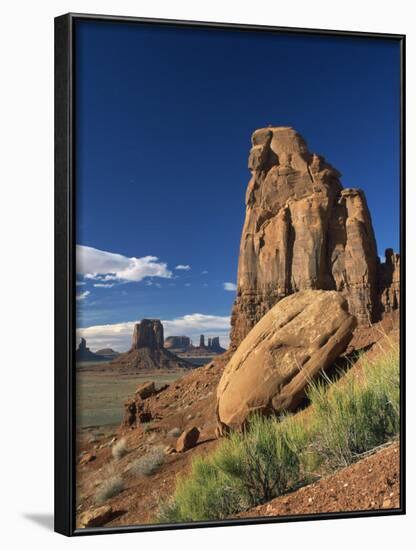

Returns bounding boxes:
[75,315,399,529]
[75,355,230,528]
[239,441,400,519]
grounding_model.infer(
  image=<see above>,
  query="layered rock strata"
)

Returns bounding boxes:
[230,126,399,349]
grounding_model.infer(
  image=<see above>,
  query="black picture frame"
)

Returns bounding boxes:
[54,12,406,537]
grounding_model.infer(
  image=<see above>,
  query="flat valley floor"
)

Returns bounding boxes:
[76,365,184,428]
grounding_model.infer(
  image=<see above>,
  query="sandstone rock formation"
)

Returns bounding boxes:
[79,505,113,528]
[217,290,356,434]
[75,338,105,362]
[123,383,159,429]
[135,381,157,400]
[110,319,193,372]
[230,126,399,349]
[164,334,226,355]
[132,319,164,350]
[378,249,400,313]
[164,336,191,351]
[208,337,226,353]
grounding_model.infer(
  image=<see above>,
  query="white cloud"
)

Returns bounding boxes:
[223,282,237,291]
[93,283,115,288]
[175,264,191,271]
[76,280,86,286]
[76,290,90,301]
[76,245,172,284]
[77,313,231,352]
[201,270,208,275]
[184,283,191,287]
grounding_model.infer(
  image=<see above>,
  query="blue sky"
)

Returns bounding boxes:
[75,20,400,351]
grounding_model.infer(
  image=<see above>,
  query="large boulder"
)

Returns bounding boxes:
[217,290,356,434]
[230,126,399,349]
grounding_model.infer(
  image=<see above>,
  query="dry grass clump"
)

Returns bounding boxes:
[94,474,124,504]
[130,447,165,477]
[112,438,128,460]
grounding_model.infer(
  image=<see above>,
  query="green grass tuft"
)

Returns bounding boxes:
[156,343,400,523]
[308,344,400,468]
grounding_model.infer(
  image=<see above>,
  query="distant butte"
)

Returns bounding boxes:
[109,319,194,371]
[165,334,226,356]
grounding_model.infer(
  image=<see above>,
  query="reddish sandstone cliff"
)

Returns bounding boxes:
[230,127,399,349]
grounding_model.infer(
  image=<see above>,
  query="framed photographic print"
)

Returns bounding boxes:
[54,13,405,536]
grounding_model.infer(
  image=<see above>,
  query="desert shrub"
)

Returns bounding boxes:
[156,343,400,522]
[168,427,181,438]
[279,413,321,479]
[157,414,300,522]
[130,447,165,476]
[112,438,128,460]
[94,474,124,504]
[165,458,245,522]
[216,414,301,505]
[156,498,182,524]
[308,344,400,468]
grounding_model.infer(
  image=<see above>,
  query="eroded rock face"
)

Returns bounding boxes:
[111,319,193,372]
[217,290,356,434]
[378,249,400,313]
[208,336,225,353]
[230,127,398,349]
[131,319,164,350]
[164,336,191,350]
[135,381,156,400]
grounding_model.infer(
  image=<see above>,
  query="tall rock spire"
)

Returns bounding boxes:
[230,126,399,349]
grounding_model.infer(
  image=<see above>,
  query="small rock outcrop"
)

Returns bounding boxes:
[79,452,96,466]
[217,290,356,434]
[176,426,200,452]
[135,381,156,400]
[230,126,399,349]
[79,505,113,528]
